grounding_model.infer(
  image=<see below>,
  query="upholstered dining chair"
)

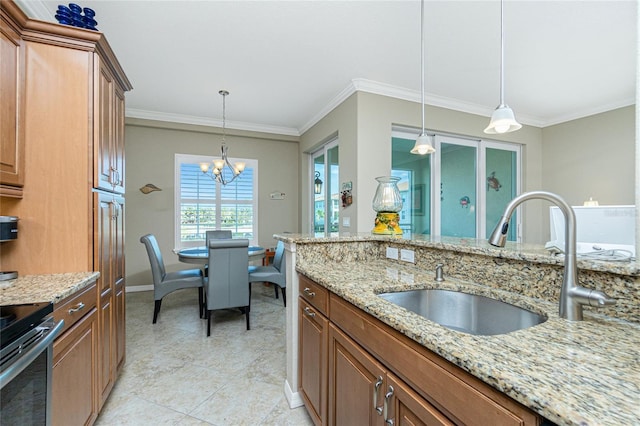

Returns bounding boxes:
[140,234,204,324]
[205,238,251,336]
[248,240,286,306]
[204,230,232,277]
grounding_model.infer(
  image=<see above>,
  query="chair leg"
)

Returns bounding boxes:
[281,287,286,307]
[198,287,204,318]
[207,310,211,337]
[153,299,162,324]
[274,285,279,299]
[245,305,250,330]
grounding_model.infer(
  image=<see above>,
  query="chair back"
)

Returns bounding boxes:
[206,230,232,243]
[140,234,166,285]
[272,240,285,272]
[207,238,250,310]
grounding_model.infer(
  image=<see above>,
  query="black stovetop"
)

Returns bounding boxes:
[0,302,53,349]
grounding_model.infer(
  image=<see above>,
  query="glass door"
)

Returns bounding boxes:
[436,136,478,238]
[311,140,339,237]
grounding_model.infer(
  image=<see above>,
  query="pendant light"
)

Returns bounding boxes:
[410,0,435,155]
[200,90,246,185]
[484,0,521,134]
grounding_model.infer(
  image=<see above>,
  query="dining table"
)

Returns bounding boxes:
[176,245,265,265]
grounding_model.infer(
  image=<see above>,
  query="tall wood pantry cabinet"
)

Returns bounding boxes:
[0,1,132,422]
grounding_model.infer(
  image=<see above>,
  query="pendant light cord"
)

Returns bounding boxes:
[499,0,505,106]
[420,0,425,134]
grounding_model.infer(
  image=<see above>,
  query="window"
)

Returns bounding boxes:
[392,129,521,241]
[175,153,258,249]
[311,139,339,237]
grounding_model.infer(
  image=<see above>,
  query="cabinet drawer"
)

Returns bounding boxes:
[299,274,328,316]
[54,281,98,336]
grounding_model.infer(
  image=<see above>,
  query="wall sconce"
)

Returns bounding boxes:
[314,172,323,195]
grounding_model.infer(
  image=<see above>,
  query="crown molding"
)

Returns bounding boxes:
[125,108,300,137]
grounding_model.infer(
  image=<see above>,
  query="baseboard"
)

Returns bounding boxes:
[284,380,304,408]
[125,284,153,293]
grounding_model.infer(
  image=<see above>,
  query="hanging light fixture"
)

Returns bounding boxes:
[314,171,323,195]
[200,90,246,185]
[484,0,521,134]
[410,0,435,155]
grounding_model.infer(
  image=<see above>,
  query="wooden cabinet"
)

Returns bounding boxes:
[0,3,25,197]
[298,274,541,426]
[95,191,126,408]
[328,324,452,426]
[298,275,329,426]
[95,62,126,194]
[0,2,132,422]
[52,281,99,426]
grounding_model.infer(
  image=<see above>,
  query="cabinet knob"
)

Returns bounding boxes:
[303,287,316,298]
[303,306,316,318]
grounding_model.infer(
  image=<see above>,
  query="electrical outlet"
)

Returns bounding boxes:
[342,216,350,227]
[400,249,415,263]
[386,247,399,260]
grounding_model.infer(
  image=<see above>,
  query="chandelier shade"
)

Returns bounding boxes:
[200,90,245,185]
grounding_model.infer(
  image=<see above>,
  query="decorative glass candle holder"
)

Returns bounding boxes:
[372,176,403,235]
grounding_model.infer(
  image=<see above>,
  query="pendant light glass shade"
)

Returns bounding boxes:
[410,133,436,155]
[484,0,521,135]
[484,104,522,134]
[411,0,435,155]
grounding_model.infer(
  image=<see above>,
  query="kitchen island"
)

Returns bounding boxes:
[276,233,640,426]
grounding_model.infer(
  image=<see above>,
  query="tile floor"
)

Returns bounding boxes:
[95,284,313,425]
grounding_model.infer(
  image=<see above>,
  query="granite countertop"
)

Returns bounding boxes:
[278,232,640,276]
[296,259,640,426]
[0,272,100,306]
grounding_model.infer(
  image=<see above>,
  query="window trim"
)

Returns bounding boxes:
[174,153,259,250]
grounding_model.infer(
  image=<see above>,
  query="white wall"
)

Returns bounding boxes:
[125,118,299,288]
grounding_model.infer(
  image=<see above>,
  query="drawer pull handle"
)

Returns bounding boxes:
[383,385,394,425]
[303,307,316,317]
[68,302,85,314]
[303,287,316,298]
[373,376,383,415]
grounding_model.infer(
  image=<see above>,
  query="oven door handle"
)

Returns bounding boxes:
[0,319,64,390]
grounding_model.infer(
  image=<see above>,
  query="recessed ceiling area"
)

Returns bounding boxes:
[18,0,637,136]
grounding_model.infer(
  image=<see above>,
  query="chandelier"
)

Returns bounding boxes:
[200,90,245,185]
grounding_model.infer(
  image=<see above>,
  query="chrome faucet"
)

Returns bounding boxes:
[488,191,616,321]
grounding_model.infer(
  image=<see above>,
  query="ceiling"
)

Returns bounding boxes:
[18,0,637,137]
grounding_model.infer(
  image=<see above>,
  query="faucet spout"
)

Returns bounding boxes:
[488,191,616,321]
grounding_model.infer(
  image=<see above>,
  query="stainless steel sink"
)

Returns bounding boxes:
[378,289,547,335]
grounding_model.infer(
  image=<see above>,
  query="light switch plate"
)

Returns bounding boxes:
[342,216,350,227]
[400,249,415,263]
[386,247,399,260]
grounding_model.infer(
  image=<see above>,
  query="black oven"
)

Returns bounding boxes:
[0,302,63,425]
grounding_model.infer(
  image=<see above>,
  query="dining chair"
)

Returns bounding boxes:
[139,234,204,324]
[205,238,251,336]
[204,230,233,278]
[248,240,286,306]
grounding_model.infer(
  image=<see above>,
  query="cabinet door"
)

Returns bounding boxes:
[52,307,98,426]
[0,11,25,192]
[328,324,386,426]
[299,298,328,426]
[112,195,126,373]
[384,373,454,426]
[95,60,125,193]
